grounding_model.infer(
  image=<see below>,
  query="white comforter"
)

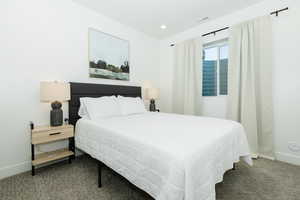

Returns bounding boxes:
[75,112,252,200]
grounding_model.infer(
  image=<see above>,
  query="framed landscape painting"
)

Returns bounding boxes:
[88,28,130,81]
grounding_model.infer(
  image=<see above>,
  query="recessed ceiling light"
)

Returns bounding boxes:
[160,25,167,29]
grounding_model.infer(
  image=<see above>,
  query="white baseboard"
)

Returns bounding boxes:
[258,154,275,160]
[275,152,300,166]
[0,161,31,180]
[0,149,83,180]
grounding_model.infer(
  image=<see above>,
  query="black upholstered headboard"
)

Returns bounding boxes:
[68,82,142,126]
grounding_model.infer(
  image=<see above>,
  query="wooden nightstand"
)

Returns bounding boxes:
[30,124,75,176]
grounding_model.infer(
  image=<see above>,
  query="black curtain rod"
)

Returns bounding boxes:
[201,27,229,37]
[170,7,288,46]
[270,7,289,16]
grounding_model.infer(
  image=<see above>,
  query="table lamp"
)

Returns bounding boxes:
[146,88,159,112]
[142,80,153,89]
[40,81,70,126]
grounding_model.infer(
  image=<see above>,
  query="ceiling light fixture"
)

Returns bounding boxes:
[160,25,167,29]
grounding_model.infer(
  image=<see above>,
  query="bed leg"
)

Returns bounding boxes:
[232,163,236,170]
[98,162,102,188]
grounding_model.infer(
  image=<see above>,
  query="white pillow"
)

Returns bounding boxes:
[118,96,147,115]
[80,96,120,120]
[78,98,90,119]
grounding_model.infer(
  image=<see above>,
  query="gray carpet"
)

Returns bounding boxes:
[1,155,300,200]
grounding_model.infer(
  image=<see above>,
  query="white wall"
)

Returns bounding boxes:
[159,0,300,165]
[0,0,160,179]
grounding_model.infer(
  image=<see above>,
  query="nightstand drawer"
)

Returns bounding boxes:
[32,127,74,144]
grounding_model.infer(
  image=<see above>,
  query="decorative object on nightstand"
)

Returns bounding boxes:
[30,123,75,176]
[146,88,160,112]
[40,81,70,126]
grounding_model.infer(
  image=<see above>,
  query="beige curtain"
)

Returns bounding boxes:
[227,16,274,157]
[172,38,202,115]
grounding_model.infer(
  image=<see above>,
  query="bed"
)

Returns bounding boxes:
[69,82,252,200]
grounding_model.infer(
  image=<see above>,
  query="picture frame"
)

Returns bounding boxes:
[88,28,130,81]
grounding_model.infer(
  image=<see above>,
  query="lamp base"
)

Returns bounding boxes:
[149,99,156,112]
[50,101,63,126]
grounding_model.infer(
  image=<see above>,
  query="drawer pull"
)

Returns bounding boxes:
[49,132,61,136]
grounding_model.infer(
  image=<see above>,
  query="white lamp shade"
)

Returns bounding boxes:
[142,80,153,89]
[146,88,160,100]
[40,81,70,102]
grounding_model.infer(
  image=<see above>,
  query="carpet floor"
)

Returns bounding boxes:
[0,155,300,200]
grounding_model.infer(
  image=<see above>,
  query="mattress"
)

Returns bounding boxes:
[75,112,252,200]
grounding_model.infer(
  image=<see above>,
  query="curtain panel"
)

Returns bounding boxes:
[227,16,274,157]
[172,38,203,115]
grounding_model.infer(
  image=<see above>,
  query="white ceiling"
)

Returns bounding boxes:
[74,0,264,39]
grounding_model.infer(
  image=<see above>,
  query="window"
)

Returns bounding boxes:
[202,40,228,96]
